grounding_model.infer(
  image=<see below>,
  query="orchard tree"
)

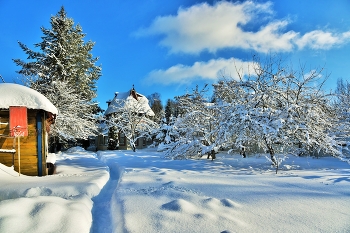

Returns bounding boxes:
[214,55,339,172]
[13,6,101,148]
[162,85,220,159]
[175,85,219,146]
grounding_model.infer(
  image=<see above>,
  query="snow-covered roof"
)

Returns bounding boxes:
[0,83,58,115]
[105,89,154,116]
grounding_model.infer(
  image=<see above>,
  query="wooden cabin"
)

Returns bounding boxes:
[0,83,58,176]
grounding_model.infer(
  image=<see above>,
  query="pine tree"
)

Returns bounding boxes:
[14,6,101,100]
[147,92,164,124]
[164,99,179,123]
[107,126,119,150]
[13,6,102,149]
[335,78,350,129]
[155,117,179,145]
[334,78,350,157]
[33,81,100,150]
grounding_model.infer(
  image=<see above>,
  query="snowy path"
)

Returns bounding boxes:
[91,157,124,232]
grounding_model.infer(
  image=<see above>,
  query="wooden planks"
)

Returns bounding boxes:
[0,109,41,176]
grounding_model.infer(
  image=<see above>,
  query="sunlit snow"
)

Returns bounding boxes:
[105,91,155,116]
[0,83,58,115]
[0,147,349,232]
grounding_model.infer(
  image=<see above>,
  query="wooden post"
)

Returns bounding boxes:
[18,136,20,176]
[37,112,43,176]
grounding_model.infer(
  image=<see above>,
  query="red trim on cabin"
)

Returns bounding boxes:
[9,106,28,137]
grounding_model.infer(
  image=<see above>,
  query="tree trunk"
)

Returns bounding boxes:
[130,137,136,152]
[268,149,279,174]
[264,138,278,173]
[264,138,276,163]
[269,150,277,166]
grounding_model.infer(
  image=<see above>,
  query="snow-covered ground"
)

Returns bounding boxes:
[0,147,349,232]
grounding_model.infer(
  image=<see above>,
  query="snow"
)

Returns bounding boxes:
[105,90,155,116]
[0,83,58,115]
[0,149,16,153]
[0,147,349,232]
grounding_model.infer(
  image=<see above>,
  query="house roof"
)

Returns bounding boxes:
[105,88,155,116]
[0,83,58,115]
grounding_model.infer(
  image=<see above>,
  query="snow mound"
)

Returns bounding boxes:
[46,153,56,164]
[24,187,53,197]
[161,199,197,212]
[0,163,18,177]
[0,83,58,114]
[0,196,92,233]
[65,146,86,153]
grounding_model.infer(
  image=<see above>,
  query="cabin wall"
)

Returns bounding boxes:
[0,109,47,176]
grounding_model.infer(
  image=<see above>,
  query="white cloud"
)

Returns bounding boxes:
[135,1,350,54]
[145,58,255,85]
[295,30,350,50]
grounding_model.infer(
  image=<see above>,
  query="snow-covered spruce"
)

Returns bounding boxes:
[13,6,101,148]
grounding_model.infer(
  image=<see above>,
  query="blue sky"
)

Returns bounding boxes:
[1,0,350,111]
